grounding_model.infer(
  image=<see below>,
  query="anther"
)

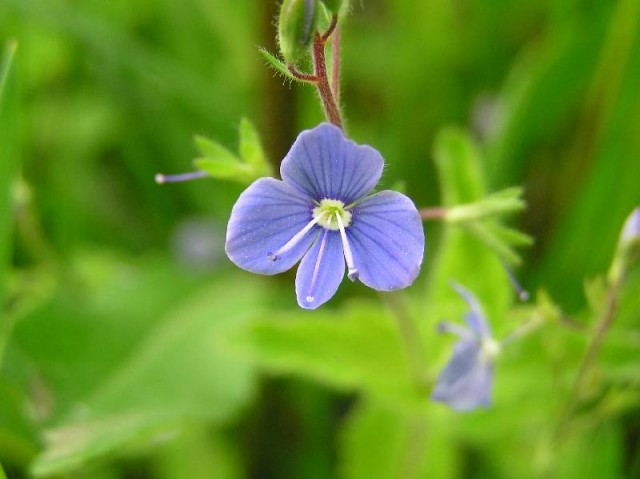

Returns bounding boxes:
[501,260,529,301]
[335,213,359,281]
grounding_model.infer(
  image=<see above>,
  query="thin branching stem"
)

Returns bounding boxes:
[555,280,621,442]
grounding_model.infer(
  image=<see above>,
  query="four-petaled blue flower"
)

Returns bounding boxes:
[225,123,425,309]
[431,283,500,411]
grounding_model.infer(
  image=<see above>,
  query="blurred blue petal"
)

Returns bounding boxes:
[431,284,496,411]
[280,123,384,204]
[226,177,318,275]
[431,339,493,411]
[296,230,345,309]
[450,282,492,338]
[348,191,425,290]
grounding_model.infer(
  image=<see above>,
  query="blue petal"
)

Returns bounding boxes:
[226,178,318,275]
[280,123,384,204]
[450,282,491,338]
[347,191,424,290]
[431,339,493,411]
[295,230,345,309]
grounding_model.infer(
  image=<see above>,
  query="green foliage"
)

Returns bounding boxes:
[194,118,272,184]
[229,301,419,407]
[0,40,19,351]
[1,0,640,478]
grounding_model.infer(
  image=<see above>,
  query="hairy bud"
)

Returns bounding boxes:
[278,0,318,64]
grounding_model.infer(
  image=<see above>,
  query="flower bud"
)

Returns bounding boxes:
[621,207,640,245]
[278,0,318,64]
[608,207,640,285]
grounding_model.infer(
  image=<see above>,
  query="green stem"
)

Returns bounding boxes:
[381,291,428,391]
[555,280,620,442]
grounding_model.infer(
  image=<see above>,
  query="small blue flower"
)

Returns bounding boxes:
[431,283,500,411]
[225,123,425,309]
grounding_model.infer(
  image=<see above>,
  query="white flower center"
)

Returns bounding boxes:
[312,199,352,231]
[479,337,502,362]
[269,198,359,283]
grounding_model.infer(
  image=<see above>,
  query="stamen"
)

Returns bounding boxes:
[305,229,329,305]
[437,321,473,339]
[335,212,359,281]
[501,260,530,301]
[268,211,326,261]
[155,171,209,184]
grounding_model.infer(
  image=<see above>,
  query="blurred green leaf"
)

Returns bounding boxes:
[0,40,19,363]
[194,135,239,164]
[437,129,530,266]
[339,401,458,479]
[194,125,272,184]
[152,426,242,479]
[426,127,512,322]
[239,117,272,177]
[21,262,266,477]
[0,461,6,479]
[228,301,419,407]
[193,157,254,182]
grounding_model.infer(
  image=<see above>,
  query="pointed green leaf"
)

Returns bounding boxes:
[193,135,239,163]
[239,117,272,176]
[193,158,254,183]
[258,48,300,82]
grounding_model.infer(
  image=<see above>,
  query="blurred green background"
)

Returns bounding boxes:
[1,0,640,478]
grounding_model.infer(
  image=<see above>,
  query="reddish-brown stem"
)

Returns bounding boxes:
[312,32,343,128]
[331,23,341,103]
[287,65,319,83]
[419,207,448,220]
[322,14,338,42]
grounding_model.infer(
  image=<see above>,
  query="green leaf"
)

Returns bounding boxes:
[434,127,486,206]
[194,135,239,163]
[239,117,272,177]
[193,158,253,183]
[228,301,420,406]
[19,260,267,477]
[0,40,19,365]
[427,127,512,322]
[0,461,6,479]
[31,414,179,478]
[258,48,300,82]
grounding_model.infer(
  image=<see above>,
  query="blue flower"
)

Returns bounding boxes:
[225,123,425,309]
[431,283,500,411]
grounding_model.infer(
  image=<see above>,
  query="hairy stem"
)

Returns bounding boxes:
[312,31,343,128]
[419,207,447,220]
